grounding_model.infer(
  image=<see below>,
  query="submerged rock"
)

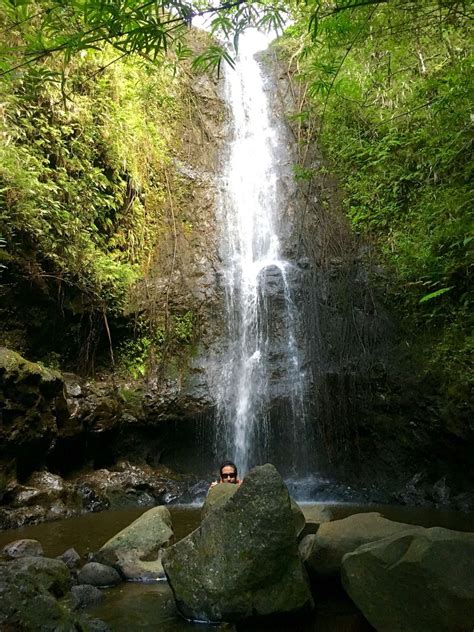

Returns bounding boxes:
[162,463,313,622]
[94,506,173,581]
[342,527,474,632]
[2,538,44,559]
[304,512,423,580]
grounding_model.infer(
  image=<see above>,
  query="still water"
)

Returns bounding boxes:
[1,503,473,631]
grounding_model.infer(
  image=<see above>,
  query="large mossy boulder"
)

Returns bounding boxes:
[341,527,474,632]
[94,506,173,581]
[201,482,239,519]
[162,463,313,623]
[304,511,423,580]
[0,555,105,631]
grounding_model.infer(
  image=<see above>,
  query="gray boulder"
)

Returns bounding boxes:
[201,482,238,519]
[71,584,105,610]
[94,506,173,581]
[162,463,313,622]
[78,562,121,586]
[58,547,81,569]
[301,504,333,524]
[342,527,474,632]
[304,511,422,579]
[2,538,44,559]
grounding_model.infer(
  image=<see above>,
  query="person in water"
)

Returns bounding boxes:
[210,460,241,488]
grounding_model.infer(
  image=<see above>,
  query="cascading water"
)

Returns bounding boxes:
[214,32,315,478]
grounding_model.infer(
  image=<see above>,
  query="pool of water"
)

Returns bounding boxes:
[1,503,473,631]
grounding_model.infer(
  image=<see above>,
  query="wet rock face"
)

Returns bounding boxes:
[0,347,67,477]
[162,464,313,623]
[341,527,474,632]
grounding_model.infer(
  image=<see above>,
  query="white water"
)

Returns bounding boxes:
[214,32,313,477]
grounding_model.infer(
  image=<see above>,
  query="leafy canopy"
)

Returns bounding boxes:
[0,0,289,76]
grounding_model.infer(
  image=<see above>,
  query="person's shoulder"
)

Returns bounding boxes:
[209,480,219,488]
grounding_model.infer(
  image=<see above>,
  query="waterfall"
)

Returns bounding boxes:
[214,31,314,478]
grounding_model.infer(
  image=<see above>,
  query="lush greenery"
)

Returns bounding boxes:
[0,2,203,374]
[277,0,472,398]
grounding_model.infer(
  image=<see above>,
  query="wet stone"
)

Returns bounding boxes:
[2,538,44,559]
[57,547,81,569]
[78,562,122,587]
[71,584,105,609]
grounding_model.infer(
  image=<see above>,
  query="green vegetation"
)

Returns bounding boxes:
[277,0,472,397]
[0,45,183,313]
[0,1,206,373]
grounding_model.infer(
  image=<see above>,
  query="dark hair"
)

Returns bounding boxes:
[219,460,237,477]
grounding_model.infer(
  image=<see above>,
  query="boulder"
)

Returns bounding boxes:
[162,463,313,622]
[77,562,121,587]
[304,511,422,579]
[7,556,71,596]
[71,584,105,610]
[94,506,173,581]
[301,504,333,524]
[201,482,238,519]
[113,551,167,582]
[2,538,44,559]
[58,547,81,569]
[342,527,474,632]
[0,557,108,630]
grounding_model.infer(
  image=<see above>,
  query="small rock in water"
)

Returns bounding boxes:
[162,491,178,504]
[2,539,44,559]
[57,547,81,569]
[78,562,121,587]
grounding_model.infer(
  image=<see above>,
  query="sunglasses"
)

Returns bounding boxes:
[221,473,236,479]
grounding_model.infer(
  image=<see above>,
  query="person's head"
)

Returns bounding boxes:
[219,460,238,483]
